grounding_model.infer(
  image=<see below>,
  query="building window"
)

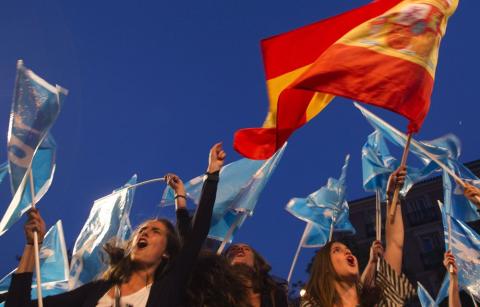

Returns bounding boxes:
[364,209,376,238]
[405,196,438,227]
[418,232,443,270]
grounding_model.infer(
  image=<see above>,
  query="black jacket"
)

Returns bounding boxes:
[6,172,219,307]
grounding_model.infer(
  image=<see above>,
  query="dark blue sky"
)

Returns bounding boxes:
[0,0,479,284]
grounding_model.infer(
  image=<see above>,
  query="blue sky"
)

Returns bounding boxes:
[0,0,479,284]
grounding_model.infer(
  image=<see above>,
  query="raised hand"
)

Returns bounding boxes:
[165,173,185,195]
[443,250,458,275]
[24,208,46,245]
[207,142,226,173]
[387,166,407,197]
[369,240,384,264]
[463,183,480,208]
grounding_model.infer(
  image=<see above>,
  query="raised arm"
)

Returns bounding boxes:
[361,240,384,287]
[443,251,461,307]
[384,166,406,275]
[165,173,192,243]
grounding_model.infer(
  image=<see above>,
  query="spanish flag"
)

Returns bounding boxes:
[234,0,458,159]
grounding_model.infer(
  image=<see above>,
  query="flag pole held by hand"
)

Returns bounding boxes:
[29,170,43,307]
[389,133,412,222]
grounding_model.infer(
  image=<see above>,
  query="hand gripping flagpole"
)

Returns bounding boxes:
[389,132,412,222]
[287,222,313,284]
[447,211,454,274]
[28,169,43,307]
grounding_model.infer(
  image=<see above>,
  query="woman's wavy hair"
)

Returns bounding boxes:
[225,243,285,307]
[303,240,381,307]
[101,218,180,284]
[186,251,252,307]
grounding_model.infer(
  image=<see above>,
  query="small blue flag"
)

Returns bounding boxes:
[417,282,438,307]
[162,144,286,242]
[0,60,67,236]
[286,155,355,247]
[362,131,439,201]
[356,102,479,221]
[69,175,137,289]
[438,202,480,302]
[0,220,69,294]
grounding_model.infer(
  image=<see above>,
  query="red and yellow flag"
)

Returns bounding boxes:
[234,0,458,159]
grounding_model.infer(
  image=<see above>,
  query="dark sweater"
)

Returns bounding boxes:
[6,172,219,307]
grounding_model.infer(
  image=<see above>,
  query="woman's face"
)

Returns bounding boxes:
[330,242,359,280]
[130,220,168,268]
[226,243,255,268]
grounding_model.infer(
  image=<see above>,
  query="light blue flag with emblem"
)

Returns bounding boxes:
[69,175,137,289]
[0,220,69,295]
[417,282,438,307]
[362,131,441,201]
[0,60,67,236]
[356,102,479,222]
[286,155,355,247]
[162,144,287,242]
[436,202,480,303]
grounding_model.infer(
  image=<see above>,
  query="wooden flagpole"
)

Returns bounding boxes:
[375,189,382,272]
[287,223,313,284]
[389,133,412,222]
[375,189,382,242]
[28,170,43,307]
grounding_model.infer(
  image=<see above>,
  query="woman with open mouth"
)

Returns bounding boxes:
[301,167,417,307]
[6,142,226,307]
[224,243,289,307]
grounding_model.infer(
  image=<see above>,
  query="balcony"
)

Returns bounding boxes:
[406,208,439,227]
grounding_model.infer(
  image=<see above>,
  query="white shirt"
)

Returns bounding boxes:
[96,284,152,307]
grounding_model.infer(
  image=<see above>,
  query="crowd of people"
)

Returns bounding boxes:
[3,143,480,306]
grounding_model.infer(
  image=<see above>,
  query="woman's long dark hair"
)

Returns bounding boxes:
[225,244,286,307]
[186,251,252,307]
[303,241,382,307]
[101,218,181,284]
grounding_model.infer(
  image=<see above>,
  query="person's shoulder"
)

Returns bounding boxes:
[299,298,317,307]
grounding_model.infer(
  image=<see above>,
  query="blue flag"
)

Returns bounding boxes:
[362,131,439,201]
[0,60,67,236]
[442,163,480,222]
[0,162,7,185]
[69,175,137,289]
[437,202,480,302]
[356,102,479,222]
[162,144,286,242]
[0,220,69,294]
[286,155,355,247]
[417,282,438,307]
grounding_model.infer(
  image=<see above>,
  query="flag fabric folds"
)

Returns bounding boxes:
[234,0,458,159]
[362,130,444,201]
[442,164,480,222]
[163,144,286,242]
[357,102,480,221]
[0,162,7,185]
[69,175,137,289]
[438,203,480,302]
[0,60,67,236]
[286,155,355,247]
[0,220,69,295]
[417,282,438,307]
